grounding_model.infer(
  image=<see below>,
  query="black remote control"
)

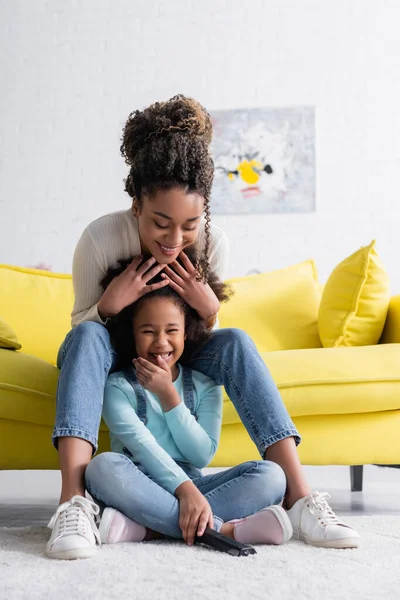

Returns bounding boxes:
[195,527,257,557]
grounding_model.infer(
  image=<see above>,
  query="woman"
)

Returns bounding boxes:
[46,95,359,560]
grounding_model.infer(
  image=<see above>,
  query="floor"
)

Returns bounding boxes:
[0,464,399,527]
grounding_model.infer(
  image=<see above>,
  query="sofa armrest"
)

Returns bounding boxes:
[380,295,400,344]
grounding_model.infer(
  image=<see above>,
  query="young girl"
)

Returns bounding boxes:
[47,95,359,560]
[85,260,293,548]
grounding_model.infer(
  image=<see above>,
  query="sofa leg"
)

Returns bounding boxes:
[350,465,363,492]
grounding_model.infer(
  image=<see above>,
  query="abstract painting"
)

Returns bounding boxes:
[210,105,315,214]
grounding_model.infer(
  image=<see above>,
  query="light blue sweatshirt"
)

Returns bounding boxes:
[102,365,222,495]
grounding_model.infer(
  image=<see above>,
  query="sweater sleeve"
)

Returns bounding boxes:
[103,380,190,495]
[206,224,230,331]
[71,230,108,328]
[163,381,222,468]
[208,225,230,281]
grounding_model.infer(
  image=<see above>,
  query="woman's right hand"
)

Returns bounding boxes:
[97,256,168,319]
[175,481,214,546]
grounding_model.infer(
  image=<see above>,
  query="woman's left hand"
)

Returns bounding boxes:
[162,252,220,321]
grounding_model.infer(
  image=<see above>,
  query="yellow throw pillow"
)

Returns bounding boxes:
[219,260,322,352]
[318,240,390,347]
[0,316,22,350]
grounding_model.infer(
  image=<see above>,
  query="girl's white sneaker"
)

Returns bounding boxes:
[46,495,101,560]
[286,491,361,548]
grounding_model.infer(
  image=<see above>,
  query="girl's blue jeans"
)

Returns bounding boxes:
[53,322,300,455]
[85,454,287,538]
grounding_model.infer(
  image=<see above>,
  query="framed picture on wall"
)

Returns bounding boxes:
[210,105,315,215]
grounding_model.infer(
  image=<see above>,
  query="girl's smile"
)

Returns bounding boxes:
[148,350,173,364]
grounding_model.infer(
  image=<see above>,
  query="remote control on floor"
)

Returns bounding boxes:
[195,527,257,557]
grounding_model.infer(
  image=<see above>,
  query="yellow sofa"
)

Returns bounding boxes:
[1,262,400,489]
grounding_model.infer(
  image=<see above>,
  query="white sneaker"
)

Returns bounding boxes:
[286,491,361,549]
[46,495,101,560]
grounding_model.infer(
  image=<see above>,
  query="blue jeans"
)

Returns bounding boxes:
[85,453,287,537]
[53,322,300,453]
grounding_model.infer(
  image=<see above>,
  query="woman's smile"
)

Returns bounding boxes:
[156,242,182,257]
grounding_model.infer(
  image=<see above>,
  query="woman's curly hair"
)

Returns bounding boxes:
[120,94,214,280]
[101,248,233,368]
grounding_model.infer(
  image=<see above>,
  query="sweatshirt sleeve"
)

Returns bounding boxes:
[103,380,190,495]
[163,381,222,468]
[71,230,108,328]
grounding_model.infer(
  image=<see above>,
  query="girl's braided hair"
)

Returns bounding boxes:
[120,94,214,281]
[101,247,233,368]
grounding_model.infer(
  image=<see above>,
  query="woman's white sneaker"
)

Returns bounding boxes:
[46,495,101,559]
[286,491,361,548]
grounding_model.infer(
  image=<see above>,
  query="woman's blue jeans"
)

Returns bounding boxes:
[85,453,287,538]
[53,322,300,454]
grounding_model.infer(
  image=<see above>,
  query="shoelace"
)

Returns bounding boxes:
[48,495,101,545]
[307,491,342,527]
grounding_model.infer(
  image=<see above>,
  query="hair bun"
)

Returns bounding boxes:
[121,95,212,165]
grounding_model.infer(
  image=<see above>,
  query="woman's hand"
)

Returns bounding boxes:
[175,481,214,546]
[162,252,220,321]
[97,256,168,319]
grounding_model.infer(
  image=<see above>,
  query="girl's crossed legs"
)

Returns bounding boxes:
[85,453,287,541]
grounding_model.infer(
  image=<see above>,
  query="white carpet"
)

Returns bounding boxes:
[1,516,400,600]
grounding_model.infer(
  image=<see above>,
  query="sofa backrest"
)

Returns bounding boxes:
[0,259,323,365]
[0,265,73,365]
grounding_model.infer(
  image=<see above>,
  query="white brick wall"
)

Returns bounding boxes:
[1,0,400,289]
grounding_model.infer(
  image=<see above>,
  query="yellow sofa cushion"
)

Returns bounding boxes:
[211,411,400,467]
[0,265,73,364]
[0,348,59,427]
[222,343,400,425]
[318,240,390,347]
[219,260,322,352]
[0,349,112,442]
[5,342,400,454]
[0,317,21,350]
